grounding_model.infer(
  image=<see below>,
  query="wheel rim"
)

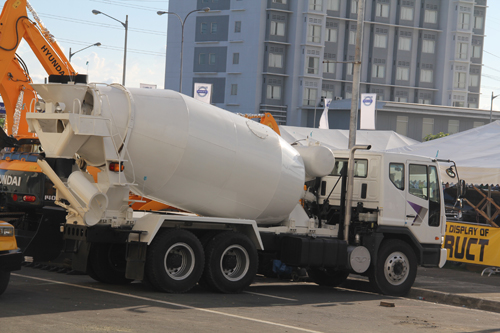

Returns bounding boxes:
[220,245,249,282]
[383,251,409,286]
[164,242,195,280]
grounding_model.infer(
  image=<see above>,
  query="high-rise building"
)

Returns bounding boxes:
[164,0,487,126]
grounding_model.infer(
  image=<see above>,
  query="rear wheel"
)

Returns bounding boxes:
[145,229,204,293]
[203,231,258,293]
[88,243,133,284]
[0,271,10,295]
[369,240,417,296]
[307,268,349,287]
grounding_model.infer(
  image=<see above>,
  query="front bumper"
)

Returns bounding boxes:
[0,249,22,272]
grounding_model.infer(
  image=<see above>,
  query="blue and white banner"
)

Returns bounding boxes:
[319,98,332,129]
[194,83,212,104]
[360,93,376,130]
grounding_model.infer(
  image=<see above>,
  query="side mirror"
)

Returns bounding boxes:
[457,179,467,198]
[446,167,456,178]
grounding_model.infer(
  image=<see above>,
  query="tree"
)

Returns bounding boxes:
[423,132,449,141]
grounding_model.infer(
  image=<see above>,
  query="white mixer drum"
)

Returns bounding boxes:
[93,86,305,225]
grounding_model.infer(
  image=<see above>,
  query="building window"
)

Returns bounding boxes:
[400,7,414,21]
[327,0,339,11]
[267,85,281,99]
[307,57,319,74]
[347,63,353,75]
[211,23,218,33]
[474,16,484,29]
[270,21,285,36]
[269,53,283,68]
[420,69,433,83]
[322,89,334,100]
[472,45,481,58]
[473,121,484,128]
[199,53,206,65]
[372,64,385,78]
[456,43,468,59]
[209,53,216,65]
[469,74,479,87]
[454,72,466,89]
[309,0,323,11]
[398,37,411,51]
[459,13,470,29]
[345,91,352,99]
[396,67,409,81]
[323,61,335,73]
[422,40,435,53]
[448,119,460,134]
[374,34,387,48]
[469,103,478,108]
[396,116,408,136]
[326,28,337,42]
[201,22,208,34]
[422,117,434,139]
[308,25,321,43]
[273,0,287,3]
[303,87,317,106]
[351,1,358,14]
[375,3,389,18]
[396,96,407,102]
[235,21,241,33]
[419,98,431,104]
[424,10,437,24]
[231,84,238,95]
[233,53,239,64]
[349,30,356,45]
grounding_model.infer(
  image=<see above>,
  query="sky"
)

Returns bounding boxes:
[7,0,500,110]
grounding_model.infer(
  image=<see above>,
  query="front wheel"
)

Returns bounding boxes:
[307,268,349,287]
[0,271,10,295]
[203,231,258,293]
[145,229,204,293]
[369,240,417,296]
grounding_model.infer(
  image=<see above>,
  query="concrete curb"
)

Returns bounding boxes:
[408,287,500,314]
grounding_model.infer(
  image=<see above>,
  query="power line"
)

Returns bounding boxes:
[58,38,165,57]
[38,12,166,36]
[89,0,167,11]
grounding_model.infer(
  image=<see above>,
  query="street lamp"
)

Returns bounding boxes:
[490,91,500,123]
[92,10,128,86]
[69,42,101,62]
[157,7,210,93]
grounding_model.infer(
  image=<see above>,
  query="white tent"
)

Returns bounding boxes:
[388,121,500,185]
[280,126,418,151]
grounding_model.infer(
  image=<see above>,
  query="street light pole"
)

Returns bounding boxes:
[92,10,128,86]
[68,42,101,62]
[158,7,210,93]
[490,91,499,123]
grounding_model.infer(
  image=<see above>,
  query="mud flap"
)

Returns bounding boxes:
[125,242,147,281]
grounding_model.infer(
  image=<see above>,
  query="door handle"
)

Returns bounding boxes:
[406,215,416,218]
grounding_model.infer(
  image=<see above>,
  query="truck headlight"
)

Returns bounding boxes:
[0,226,14,236]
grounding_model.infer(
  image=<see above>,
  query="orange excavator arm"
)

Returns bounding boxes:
[0,0,76,138]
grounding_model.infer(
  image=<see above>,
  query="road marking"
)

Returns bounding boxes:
[13,273,322,333]
[244,291,298,301]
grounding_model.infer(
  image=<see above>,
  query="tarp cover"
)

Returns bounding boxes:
[388,121,500,185]
[279,126,419,151]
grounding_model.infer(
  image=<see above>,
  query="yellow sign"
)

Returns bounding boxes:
[13,0,21,9]
[443,221,500,267]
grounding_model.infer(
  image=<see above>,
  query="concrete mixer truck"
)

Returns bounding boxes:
[23,77,447,296]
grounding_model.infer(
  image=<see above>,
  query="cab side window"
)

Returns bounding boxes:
[409,164,428,200]
[389,163,404,190]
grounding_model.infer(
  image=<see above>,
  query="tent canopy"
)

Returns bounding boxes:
[280,126,418,151]
[388,121,500,185]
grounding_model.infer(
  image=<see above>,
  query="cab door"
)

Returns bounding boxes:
[405,162,431,243]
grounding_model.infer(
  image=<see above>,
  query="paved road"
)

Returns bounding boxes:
[1,268,500,333]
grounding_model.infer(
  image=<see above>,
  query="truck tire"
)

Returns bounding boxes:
[307,268,349,287]
[369,240,417,296]
[145,229,204,293]
[203,231,258,293]
[0,271,10,295]
[88,243,133,284]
